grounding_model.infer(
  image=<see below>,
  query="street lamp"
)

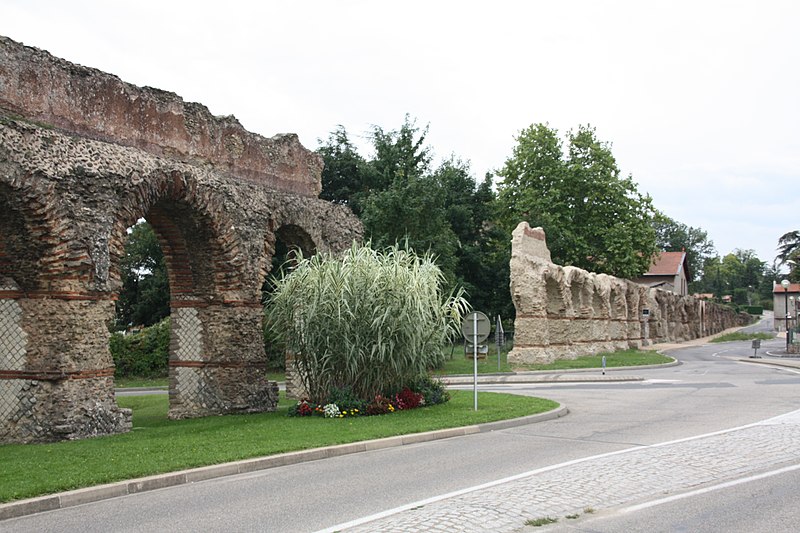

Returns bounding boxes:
[781,279,790,350]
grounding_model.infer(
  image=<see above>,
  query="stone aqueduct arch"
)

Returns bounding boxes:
[0,36,362,443]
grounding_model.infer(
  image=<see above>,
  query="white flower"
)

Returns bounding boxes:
[323,403,340,418]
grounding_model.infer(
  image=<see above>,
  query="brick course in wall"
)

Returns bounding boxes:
[0,36,363,443]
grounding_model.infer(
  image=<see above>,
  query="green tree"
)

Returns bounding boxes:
[694,250,768,306]
[318,126,370,215]
[318,117,516,319]
[653,212,716,281]
[497,124,657,278]
[115,222,170,329]
[360,117,459,284]
[777,230,800,282]
[265,243,468,403]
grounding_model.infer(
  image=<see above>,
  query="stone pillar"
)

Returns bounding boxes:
[168,302,278,419]
[0,283,131,443]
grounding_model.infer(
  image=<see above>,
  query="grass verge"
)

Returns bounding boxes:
[0,391,558,503]
[436,349,671,375]
[514,349,671,371]
[710,332,775,343]
[115,371,286,389]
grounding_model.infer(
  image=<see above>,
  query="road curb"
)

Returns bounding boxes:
[737,358,800,370]
[0,406,568,522]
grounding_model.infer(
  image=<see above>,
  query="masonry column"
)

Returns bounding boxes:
[168,298,278,419]
[0,281,131,443]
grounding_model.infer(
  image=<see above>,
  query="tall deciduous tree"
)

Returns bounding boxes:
[496,124,657,279]
[318,126,370,215]
[360,117,459,284]
[653,212,716,281]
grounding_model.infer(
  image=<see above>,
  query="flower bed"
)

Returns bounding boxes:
[288,378,449,418]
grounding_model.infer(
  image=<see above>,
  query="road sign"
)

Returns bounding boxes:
[461,311,490,343]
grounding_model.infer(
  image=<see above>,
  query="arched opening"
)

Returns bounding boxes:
[545,275,566,318]
[262,223,319,397]
[112,184,277,420]
[111,196,224,387]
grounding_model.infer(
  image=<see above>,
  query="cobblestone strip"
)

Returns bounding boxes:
[335,410,800,533]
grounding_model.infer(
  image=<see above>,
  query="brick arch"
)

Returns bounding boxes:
[0,182,46,293]
[260,216,323,283]
[113,171,249,303]
[111,172,274,420]
[0,178,81,295]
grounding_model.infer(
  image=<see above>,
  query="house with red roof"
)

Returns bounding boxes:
[634,251,691,296]
[773,282,800,332]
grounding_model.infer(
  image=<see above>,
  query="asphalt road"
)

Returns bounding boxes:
[546,465,800,532]
[5,324,800,532]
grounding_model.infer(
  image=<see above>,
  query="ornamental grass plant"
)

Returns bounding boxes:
[265,243,468,404]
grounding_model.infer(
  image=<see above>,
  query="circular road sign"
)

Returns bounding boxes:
[461,311,491,343]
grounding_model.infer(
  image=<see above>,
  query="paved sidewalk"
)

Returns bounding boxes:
[326,409,800,533]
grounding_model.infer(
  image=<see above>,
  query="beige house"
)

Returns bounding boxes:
[774,282,800,332]
[634,251,690,296]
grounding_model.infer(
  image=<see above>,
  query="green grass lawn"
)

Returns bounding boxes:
[514,349,671,371]
[434,347,514,375]
[0,391,557,503]
[115,371,287,389]
[710,332,775,343]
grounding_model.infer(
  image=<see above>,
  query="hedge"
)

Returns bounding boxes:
[109,318,170,378]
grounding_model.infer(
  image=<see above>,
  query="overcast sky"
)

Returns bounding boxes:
[2,1,797,267]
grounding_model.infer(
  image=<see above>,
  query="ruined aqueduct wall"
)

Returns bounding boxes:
[508,222,751,364]
[0,36,362,443]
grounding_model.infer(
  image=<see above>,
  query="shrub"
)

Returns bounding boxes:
[109,318,170,378]
[265,243,468,404]
[413,375,450,406]
[325,386,367,413]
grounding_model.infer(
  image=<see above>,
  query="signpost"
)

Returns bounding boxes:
[495,315,505,372]
[461,311,490,411]
[751,339,761,358]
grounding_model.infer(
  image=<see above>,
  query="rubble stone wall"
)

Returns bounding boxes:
[0,36,321,196]
[0,36,363,443]
[508,222,751,365]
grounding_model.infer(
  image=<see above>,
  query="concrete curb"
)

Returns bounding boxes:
[0,406,568,522]
[737,358,800,370]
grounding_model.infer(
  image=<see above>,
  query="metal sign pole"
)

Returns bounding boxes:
[473,312,478,411]
[496,315,502,372]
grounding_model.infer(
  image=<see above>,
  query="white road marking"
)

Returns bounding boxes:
[619,463,800,514]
